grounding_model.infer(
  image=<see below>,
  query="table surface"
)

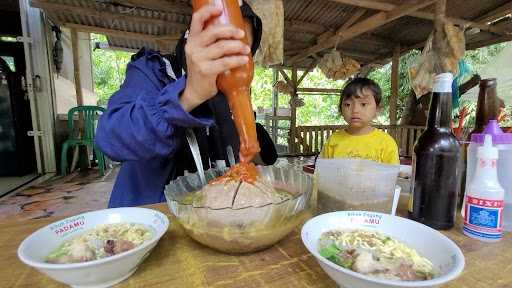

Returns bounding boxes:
[1,198,511,288]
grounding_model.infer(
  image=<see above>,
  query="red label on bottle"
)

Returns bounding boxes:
[467,196,503,208]
[464,196,503,240]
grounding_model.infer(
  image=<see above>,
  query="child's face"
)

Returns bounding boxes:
[341,88,379,129]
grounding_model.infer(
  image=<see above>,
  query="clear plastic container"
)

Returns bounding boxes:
[164,164,315,253]
[315,159,400,215]
[464,120,512,230]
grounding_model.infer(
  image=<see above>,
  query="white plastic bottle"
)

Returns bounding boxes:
[463,135,505,242]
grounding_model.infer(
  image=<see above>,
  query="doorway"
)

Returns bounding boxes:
[0,2,38,196]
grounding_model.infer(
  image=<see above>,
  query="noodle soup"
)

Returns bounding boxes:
[46,223,153,264]
[318,229,436,281]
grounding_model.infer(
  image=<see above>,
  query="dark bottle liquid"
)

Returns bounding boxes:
[409,73,461,230]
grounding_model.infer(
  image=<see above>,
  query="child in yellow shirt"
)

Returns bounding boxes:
[320,78,399,164]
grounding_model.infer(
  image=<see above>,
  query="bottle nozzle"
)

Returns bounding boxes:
[478,134,498,159]
[484,134,492,148]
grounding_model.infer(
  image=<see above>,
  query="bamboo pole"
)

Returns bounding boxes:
[70,29,83,173]
[290,68,298,154]
[297,87,342,94]
[390,45,400,125]
[71,29,83,107]
[272,68,278,144]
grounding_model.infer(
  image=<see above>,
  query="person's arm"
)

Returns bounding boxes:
[96,5,252,162]
[95,62,212,162]
[255,123,278,165]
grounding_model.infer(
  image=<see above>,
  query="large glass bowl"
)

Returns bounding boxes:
[164,165,315,253]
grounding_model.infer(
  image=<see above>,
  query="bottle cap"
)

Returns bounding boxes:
[477,134,498,159]
[432,73,453,93]
[471,120,512,144]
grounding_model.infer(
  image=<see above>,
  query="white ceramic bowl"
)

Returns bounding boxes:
[301,211,465,288]
[18,207,169,288]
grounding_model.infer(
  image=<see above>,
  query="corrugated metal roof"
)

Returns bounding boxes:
[32,0,512,68]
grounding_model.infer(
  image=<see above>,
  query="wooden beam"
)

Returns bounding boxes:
[459,74,481,96]
[30,0,187,30]
[64,23,180,42]
[286,20,328,34]
[331,0,509,35]
[353,34,393,47]
[298,87,342,94]
[314,9,366,51]
[278,68,294,90]
[475,2,512,24]
[99,44,139,54]
[289,0,436,64]
[466,34,512,50]
[118,0,191,14]
[330,0,395,11]
[297,60,318,86]
[337,8,367,35]
[411,11,507,35]
[390,45,400,125]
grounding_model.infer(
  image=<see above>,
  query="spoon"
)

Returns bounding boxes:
[185,129,207,186]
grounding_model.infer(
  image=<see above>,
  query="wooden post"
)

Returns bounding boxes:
[290,68,298,154]
[71,29,83,106]
[390,45,400,125]
[70,29,86,172]
[272,68,279,144]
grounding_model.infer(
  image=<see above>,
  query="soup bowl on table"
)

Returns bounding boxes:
[301,211,465,288]
[17,207,169,288]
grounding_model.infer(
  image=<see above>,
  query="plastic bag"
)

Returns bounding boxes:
[246,0,284,65]
[318,50,360,80]
[408,20,466,98]
[408,34,435,97]
[273,80,293,95]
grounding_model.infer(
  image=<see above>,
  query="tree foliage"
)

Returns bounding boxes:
[91,34,509,127]
[91,34,132,106]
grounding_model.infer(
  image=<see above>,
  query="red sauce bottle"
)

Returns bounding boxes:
[191,0,260,164]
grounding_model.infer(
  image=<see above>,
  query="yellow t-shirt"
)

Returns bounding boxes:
[320,129,399,164]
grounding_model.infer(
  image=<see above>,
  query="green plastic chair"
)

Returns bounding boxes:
[61,105,106,176]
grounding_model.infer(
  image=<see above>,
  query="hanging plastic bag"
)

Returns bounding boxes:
[318,50,360,80]
[408,34,434,97]
[409,20,466,98]
[245,0,284,65]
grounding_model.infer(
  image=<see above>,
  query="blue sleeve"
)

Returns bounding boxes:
[95,58,213,162]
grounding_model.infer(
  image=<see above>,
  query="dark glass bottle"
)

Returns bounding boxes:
[468,79,498,138]
[409,73,461,230]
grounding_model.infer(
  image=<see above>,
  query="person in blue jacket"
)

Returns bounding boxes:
[95,2,264,208]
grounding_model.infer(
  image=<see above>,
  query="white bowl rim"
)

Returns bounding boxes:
[17,207,169,270]
[301,211,465,287]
